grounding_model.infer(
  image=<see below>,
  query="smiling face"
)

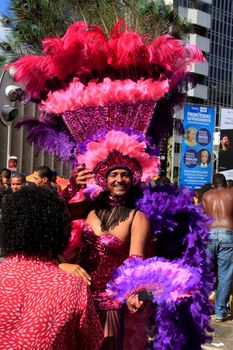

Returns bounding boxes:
[106,168,132,197]
[201,150,209,164]
[187,129,195,142]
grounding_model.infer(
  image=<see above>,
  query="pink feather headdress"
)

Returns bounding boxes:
[78,130,160,189]
[6,19,205,190]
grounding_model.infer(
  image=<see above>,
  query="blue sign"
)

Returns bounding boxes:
[180,104,215,190]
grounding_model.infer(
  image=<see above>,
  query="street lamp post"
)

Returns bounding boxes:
[0,69,19,168]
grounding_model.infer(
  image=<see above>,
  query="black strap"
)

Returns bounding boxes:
[129,208,138,233]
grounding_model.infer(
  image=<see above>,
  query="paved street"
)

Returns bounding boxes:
[202,317,233,350]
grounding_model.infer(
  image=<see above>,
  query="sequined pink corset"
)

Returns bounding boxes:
[78,223,128,311]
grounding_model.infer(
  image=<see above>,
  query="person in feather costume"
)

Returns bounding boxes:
[6,19,213,349]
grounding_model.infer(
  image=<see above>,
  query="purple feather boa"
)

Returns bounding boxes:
[137,184,213,349]
[141,185,213,349]
[107,184,214,349]
[107,257,201,304]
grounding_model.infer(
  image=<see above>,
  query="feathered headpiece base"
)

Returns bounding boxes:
[78,130,160,189]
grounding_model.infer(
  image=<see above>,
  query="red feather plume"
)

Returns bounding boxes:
[6,19,205,101]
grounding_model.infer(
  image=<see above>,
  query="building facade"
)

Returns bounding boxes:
[165,0,233,183]
[1,1,232,180]
[0,67,71,177]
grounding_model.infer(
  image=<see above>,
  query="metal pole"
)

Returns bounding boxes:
[6,123,12,167]
[170,119,176,183]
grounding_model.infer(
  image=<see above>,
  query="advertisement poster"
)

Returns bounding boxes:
[219,108,233,180]
[180,104,215,190]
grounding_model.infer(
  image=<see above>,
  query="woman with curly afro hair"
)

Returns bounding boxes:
[0,186,103,350]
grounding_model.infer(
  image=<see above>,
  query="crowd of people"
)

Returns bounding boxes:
[0,165,169,349]
[0,166,61,195]
[0,16,230,350]
[0,161,232,349]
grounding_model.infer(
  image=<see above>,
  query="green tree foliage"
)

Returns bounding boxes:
[0,0,192,64]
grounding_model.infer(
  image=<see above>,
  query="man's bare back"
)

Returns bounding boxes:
[203,187,233,230]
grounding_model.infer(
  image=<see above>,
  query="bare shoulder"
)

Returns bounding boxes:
[202,189,214,200]
[86,209,96,219]
[133,210,151,229]
[202,191,209,200]
[226,188,233,199]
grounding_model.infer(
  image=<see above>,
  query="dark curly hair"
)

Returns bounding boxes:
[0,186,71,258]
[0,189,7,210]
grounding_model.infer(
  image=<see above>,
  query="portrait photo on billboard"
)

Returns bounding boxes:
[184,127,197,147]
[198,149,211,167]
[219,131,233,171]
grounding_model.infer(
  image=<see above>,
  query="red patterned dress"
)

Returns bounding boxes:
[0,255,103,350]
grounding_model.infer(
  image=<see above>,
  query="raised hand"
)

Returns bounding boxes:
[75,165,93,187]
[126,294,144,314]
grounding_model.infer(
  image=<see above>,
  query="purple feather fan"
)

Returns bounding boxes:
[16,119,77,165]
[107,257,201,304]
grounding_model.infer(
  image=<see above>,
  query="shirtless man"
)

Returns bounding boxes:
[202,173,233,321]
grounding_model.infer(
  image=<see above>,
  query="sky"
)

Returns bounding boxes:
[0,0,10,14]
[0,0,10,41]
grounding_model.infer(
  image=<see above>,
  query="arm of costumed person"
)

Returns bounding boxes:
[60,165,93,220]
[59,165,94,264]
[122,210,153,350]
[127,210,152,310]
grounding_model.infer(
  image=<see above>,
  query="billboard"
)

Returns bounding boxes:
[180,104,215,190]
[219,108,233,180]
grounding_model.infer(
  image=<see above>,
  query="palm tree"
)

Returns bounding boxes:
[0,0,192,64]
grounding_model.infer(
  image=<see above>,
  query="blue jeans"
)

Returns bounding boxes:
[208,228,233,319]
